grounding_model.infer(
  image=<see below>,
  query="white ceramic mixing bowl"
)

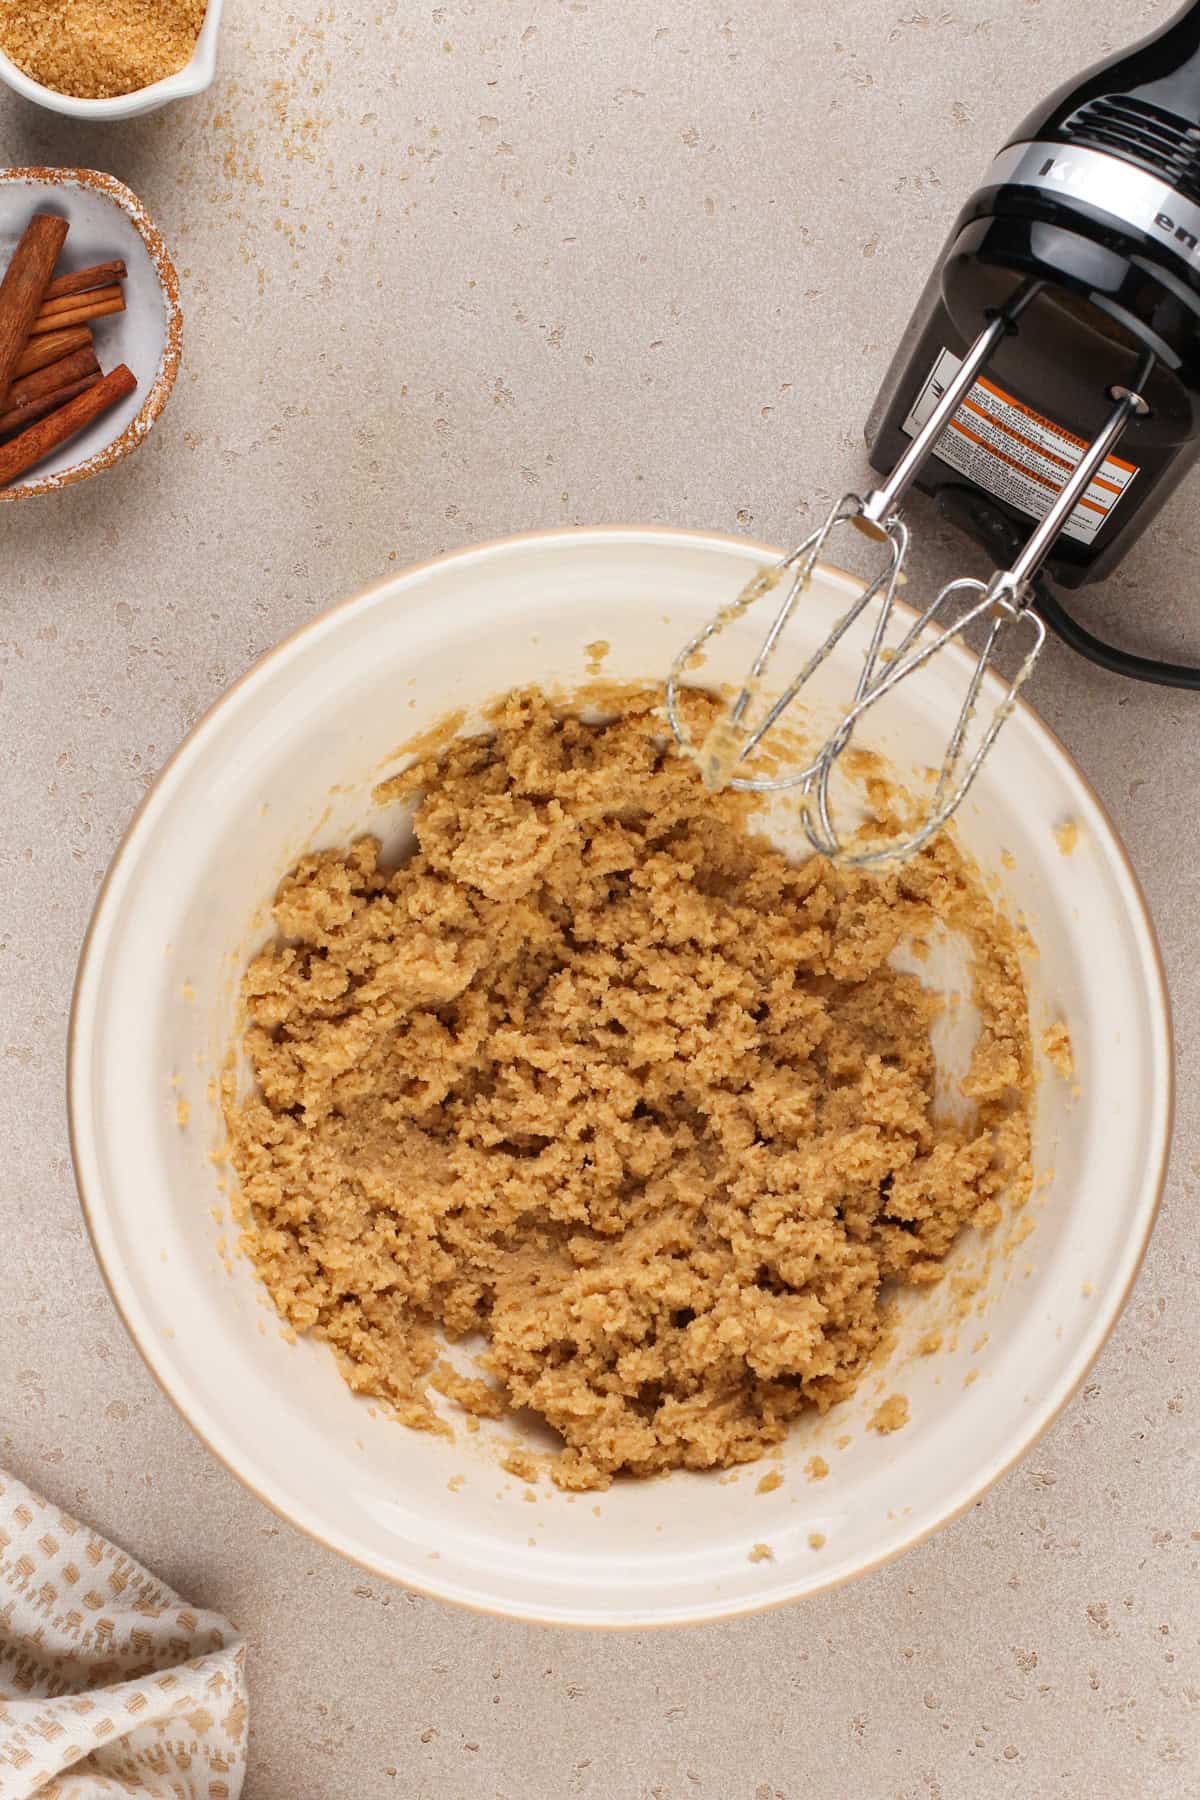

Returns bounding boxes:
[69,529,1172,1627]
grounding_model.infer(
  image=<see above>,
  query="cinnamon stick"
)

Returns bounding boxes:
[43,260,127,302]
[0,373,102,439]
[5,345,100,409]
[0,363,136,489]
[0,212,70,410]
[29,292,125,335]
[35,282,123,324]
[13,325,93,380]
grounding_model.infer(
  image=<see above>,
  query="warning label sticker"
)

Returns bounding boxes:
[902,347,1138,545]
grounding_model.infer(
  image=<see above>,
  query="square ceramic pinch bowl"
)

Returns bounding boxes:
[0,168,182,501]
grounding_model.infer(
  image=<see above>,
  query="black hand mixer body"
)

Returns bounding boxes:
[867,1,1200,680]
[668,4,1200,866]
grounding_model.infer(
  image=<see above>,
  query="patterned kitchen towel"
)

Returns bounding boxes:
[0,1470,247,1799]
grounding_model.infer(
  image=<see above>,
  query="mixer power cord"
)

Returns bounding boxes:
[932,487,1200,692]
[1032,578,1200,692]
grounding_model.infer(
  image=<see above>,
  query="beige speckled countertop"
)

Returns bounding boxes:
[2,2,1198,1794]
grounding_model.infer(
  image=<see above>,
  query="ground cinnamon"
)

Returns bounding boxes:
[0,212,68,409]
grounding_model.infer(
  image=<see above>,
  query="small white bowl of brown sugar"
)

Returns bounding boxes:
[0,0,223,118]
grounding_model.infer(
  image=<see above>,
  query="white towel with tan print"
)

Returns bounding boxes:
[0,1470,247,1799]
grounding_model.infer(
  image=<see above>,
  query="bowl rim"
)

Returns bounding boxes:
[0,0,224,118]
[67,524,1176,1628]
[0,166,183,501]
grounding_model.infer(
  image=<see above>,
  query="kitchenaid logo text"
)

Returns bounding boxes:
[1034,151,1200,263]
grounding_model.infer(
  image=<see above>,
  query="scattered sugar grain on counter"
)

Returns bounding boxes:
[447,1474,464,1494]
[805,1455,829,1481]
[756,1469,784,1495]
[748,1543,774,1564]
[869,1395,910,1435]
[1054,819,1079,855]
[834,1434,852,1452]
[175,1097,191,1127]
[583,639,610,674]
[808,1532,826,1550]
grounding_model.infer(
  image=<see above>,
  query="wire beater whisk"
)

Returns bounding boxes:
[667,299,1149,866]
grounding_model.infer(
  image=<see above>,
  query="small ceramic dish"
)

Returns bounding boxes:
[0,0,223,119]
[0,168,182,502]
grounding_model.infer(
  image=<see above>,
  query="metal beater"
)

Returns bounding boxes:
[669,1,1200,865]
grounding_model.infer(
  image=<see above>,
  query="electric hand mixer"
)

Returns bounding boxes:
[669,1,1200,864]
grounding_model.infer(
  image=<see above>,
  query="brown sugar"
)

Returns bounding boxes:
[1041,1020,1074,1079]
[227,688,1033,1491]
[869,1394,910,1435]
[0,0,206,99]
